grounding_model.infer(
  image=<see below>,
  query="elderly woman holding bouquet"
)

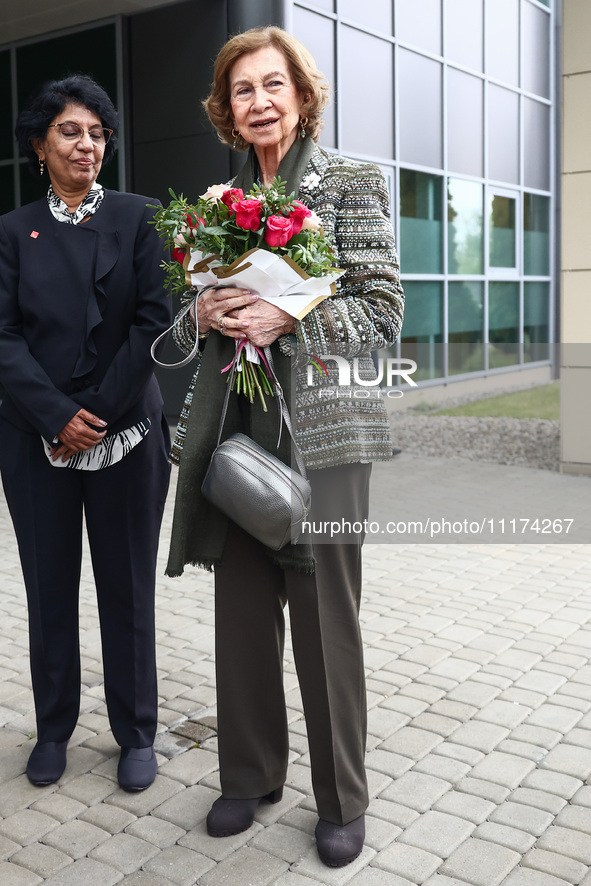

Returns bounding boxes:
[165,26,404,867]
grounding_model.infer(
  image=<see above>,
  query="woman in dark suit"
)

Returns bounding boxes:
[0,75,171,791]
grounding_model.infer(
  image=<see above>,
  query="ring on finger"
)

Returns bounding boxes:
[216,313,227,330]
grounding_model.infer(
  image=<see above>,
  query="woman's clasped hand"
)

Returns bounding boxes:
[50,409,107,461]
[195,285,295,347]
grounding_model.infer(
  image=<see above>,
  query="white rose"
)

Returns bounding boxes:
[301,210,323,232]
[200,183,227,201]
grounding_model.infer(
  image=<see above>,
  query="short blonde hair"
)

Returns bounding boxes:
[203,26,330,150]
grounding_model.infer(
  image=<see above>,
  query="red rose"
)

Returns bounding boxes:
[264,215,294,248]
[221,188,244,209]
[287,200,312,236]
[184,211,204,233]
[172,246,186,264]
[233,198,263,231]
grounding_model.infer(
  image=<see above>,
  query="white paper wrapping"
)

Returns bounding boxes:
[184,247,344,321]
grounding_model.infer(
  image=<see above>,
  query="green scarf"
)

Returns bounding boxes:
[232,134,316,196]
[166,136,317,577]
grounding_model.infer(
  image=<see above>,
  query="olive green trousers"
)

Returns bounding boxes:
[213,462,372,826]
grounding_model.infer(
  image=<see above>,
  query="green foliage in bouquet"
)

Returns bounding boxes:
[149,177,336,299]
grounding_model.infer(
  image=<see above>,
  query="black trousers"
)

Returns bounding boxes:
[0,416,170,747]
[214,462,371,826]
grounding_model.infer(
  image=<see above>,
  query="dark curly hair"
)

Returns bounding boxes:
[15,74,119,175]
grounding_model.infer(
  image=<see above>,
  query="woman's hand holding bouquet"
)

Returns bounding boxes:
[151,177,341,409]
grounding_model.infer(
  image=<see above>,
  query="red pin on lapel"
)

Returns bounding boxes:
[30,231,39,239]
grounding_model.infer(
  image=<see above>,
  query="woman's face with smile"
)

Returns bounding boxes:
[34,102,105,196]
[230,45,305,155]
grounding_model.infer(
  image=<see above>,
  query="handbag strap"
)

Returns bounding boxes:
[150,284,220,368]
[216,345,308,480]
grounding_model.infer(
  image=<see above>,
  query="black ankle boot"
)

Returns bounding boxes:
[315,814,365,867]
[207,787,284,837]
[117,746,158,792]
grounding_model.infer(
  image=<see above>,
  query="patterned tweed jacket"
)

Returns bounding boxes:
[170,145,404,470]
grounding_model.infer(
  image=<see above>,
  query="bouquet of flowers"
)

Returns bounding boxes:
[151,177,343,409]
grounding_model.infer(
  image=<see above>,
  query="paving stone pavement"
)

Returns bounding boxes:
[1,455,591,885]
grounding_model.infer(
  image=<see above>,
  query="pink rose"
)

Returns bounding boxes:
[287,200,312,235]
[233,198,263,231]
[221,188,244,209]
[264,215,294,248]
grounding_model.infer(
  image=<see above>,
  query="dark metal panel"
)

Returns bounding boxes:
[227,0,286,33]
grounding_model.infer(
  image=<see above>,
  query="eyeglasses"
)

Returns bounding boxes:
[47,122,113,145]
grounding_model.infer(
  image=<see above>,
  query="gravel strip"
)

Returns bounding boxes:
[389,414,560,472]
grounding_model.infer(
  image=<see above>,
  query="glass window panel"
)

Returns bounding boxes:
[449,282,484,374]
[445,0,483,71]
[488,85,519,184]
[294,8,336,148]
[97,155,119,191]
[489,281,520,368]
[400,281,444,381]
[448,178,483,274]
[399,50,442,168]
[524,98,550,191]
[0,166,15,214]
[522,0,550,98]
[17,25,117,109]
[340,27,393,158]
[341,0,392,34]
[447,69,483,177]
[307,0,334,9]
[396,0,441,54]
[20,162,48,206]
[489,194,516,268]
[486,0,519,86]
[0,52,13,161]
[400,169,443,273]
[524,281,550,362]
[524,193,550,276]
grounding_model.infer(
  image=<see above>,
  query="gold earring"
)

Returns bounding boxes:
[39,158,45,176]
[231,129,239,149]
[299,117,308,139]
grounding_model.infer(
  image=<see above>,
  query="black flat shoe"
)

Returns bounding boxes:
[26,740,68,786]
[315,814,365,867]
[206,787,284,837]
[117,746,158,792]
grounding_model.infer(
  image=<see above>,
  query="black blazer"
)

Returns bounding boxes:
[0,189,171,442]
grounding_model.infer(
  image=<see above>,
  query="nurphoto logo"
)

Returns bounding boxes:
[305,354,418,398]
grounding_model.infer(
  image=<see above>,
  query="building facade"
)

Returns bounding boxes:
[0,0,557,416]
[561,0,591,476]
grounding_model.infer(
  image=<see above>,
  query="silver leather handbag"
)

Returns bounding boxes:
[150,288,310,549]
[202,348,311,551]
